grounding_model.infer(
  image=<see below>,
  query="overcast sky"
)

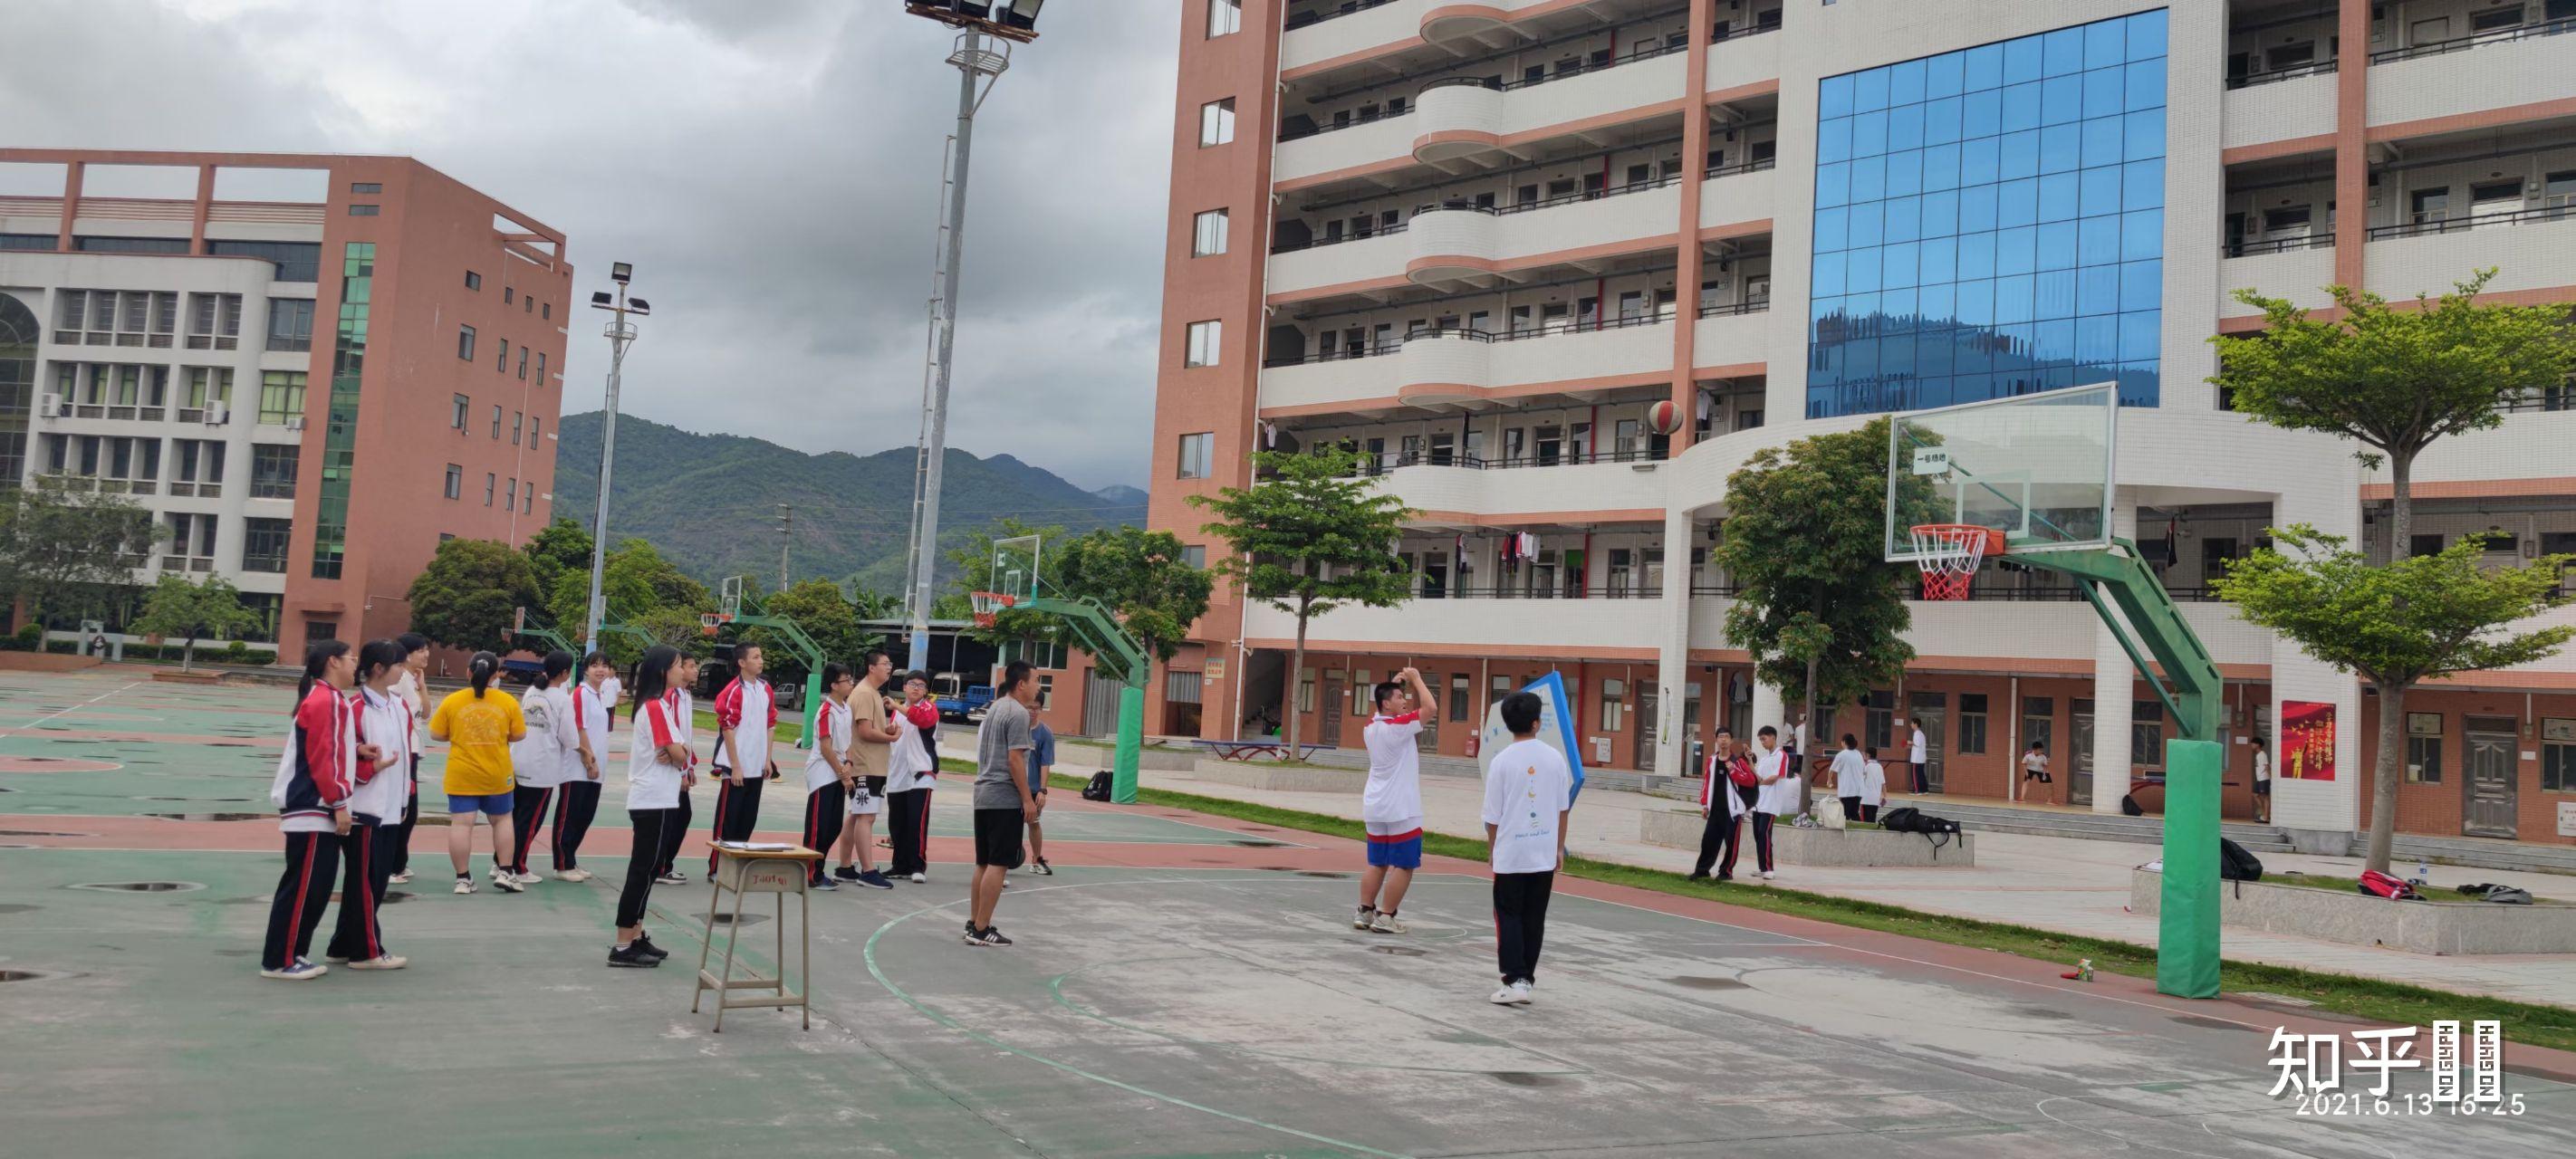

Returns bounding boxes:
[5,0,1176,492]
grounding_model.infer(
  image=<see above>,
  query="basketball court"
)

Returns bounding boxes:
[3,666,2571,1157]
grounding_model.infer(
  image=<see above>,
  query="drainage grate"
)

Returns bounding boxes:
[67,881,207,894]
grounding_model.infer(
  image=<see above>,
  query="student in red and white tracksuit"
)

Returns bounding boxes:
[706,646,779,874]
[329,639,415,972]
[262,641,365,980]
[801,664,857,888]
[550,653,614,880]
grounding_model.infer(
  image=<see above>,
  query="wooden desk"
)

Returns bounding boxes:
[694,843,822,1032]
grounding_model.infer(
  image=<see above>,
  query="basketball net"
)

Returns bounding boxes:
[969,591,1016,628]
[1908,524,2002,600]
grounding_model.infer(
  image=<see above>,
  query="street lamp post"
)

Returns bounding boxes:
[899,0,1045,674]
[580,263,649,657]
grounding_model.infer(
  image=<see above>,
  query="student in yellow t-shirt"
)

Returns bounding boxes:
[429,653,528,896]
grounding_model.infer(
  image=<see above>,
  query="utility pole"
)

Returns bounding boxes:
[776,503,793,593]
[901,30,1012,673]
[580,264,648,657]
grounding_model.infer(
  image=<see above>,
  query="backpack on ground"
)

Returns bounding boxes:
[2357,869,2422,900]
[2119,793,2144,817]
[1878,805,1963,854]
[2218,838,2264,883]
[2454,882,2533,905]
[1080,771,1113,802]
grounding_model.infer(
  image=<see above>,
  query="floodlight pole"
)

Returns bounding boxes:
[903,31,1010,673]
[580,276,642,657]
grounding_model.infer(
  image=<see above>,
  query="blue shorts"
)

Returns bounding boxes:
[446,792,515,816]
[1364,823,1423,870]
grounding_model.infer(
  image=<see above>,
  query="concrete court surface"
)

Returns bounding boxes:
[4,667,2574,1158]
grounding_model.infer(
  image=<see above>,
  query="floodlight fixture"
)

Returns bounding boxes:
[611,261,633,283]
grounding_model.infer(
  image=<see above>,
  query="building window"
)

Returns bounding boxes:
[351,182,382,195]
[485,472,496,505]
[2543,719,2576,792]
[524,485,534,514]
[2408,532,2444,558]
[496,338,509,371]
[542,302,551,320]
[265,299,315,352]
[536,351,547,382]
[1804,9,2170,417]
[517,347,529,379]
[505,477,518,509]
[1602,678,1627,733]
[2132,700,2165,769]
[308,621,338,643]
[457,324,476,361]
[1177,432,1214,479]
[309,241,372,580]
[444,464,463,500]
[1352,669,1373,716]
[1184,320,1221,367]
[1449,674,1471,723]
[2406,712,2443,783]
[348,205,380,216]
[257,371,307,426]
[531,416,542,445]
[208,241,322,282]
[490,404,503,438]
[1192,208,1229,256]
[452,394,470,429]
[1207,0,1241,36]
[512,411,524,445]
[251,445,299,499]
[504,286,515,304]
[242,517,292,573]
[1297,668,1316,713]
[1199,98,1236,147]
[465,271,482,291]
[1180,544,1206,569]
[1957,693,1988,753]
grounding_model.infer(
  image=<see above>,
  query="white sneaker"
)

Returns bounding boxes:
[489,867,525,894]
[388,869,413,885]
[1509,980,1533,1005]
[1353,906,1377,930]
[347,954,408,971]
[910,872,927,885]
[1369,912,1408,934]
[1759,870,1776,880]
[514,869,545,885]
[453,877,476,895]
[1490,985,1520,1005]
[557,867,592,883]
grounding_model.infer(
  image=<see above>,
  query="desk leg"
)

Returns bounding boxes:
[797,883,811,1030]
[713,886,747,1033]
[773,886,786,1010]
[693,877,721,1014]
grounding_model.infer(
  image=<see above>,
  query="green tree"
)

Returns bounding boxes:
[130,574,264,671]
[2210,270,2576,574]
[631,605,716,658]
[2215,528,2572,873]
[1714,417,1918,809]
[1189,448,1417,752]
[521,516,594,601]
[741,578,878,689]
[408,538,543,651]
[543,538,712,658]
[0,482,156,629]
[1053,525,1215,664]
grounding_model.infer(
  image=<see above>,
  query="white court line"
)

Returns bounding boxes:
[0,680,146,739]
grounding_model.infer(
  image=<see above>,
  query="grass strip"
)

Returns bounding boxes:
[1045,771,2576,1051]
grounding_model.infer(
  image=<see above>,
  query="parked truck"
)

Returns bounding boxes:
[931,673,995,723]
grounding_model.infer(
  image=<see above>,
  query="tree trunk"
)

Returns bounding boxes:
[1798,656,1819,814]
[1285,602,1309,755]
[180,639,194,673]
[2388,452,2413,564]
[2365,680,2405,876]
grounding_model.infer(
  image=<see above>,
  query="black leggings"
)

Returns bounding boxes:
[325,819,395,962]
[553,780,602,870]
[617,809,677,929]
[388,754,421,874]
[262,830,340,971]
[655,791,693,876]
[509,785,554,874]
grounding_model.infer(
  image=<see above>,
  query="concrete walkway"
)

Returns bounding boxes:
[1008,742,2576,1010]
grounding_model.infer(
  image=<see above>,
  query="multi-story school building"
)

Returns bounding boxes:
[1116,0,2576,852]
[1,149,572,657]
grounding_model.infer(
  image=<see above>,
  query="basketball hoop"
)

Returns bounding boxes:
[969,591,1016,628]
[699,612,726,637]
[1908,524,2004,600]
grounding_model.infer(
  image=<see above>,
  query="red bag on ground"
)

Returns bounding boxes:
[2357,869,2421,900]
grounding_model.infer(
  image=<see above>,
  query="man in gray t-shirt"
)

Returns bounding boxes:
[966,661,1040,947]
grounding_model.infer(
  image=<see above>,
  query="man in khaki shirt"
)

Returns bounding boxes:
[830,651,903,885]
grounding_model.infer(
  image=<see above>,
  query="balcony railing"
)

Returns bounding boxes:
[1272,169,1716,254]
[2369,16,2576,63]
[1697,298,1772,318]
[1280,34,1698,143]
[2366,199,2576,240]
[1415,584,1668,599]
[1704,157,1777,180]
[2225,233,2334,257]
[1272,222,1409,255]
[1341,446,1669,475]
[1264,311,1675,367]
[1284,0,1399,32]
[2224,59,2335,89]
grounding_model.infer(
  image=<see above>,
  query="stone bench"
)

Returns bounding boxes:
[2129,868,2576,954]
[1639,809,1975,867]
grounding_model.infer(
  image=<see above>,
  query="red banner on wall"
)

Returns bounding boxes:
[2281,700,2337,781]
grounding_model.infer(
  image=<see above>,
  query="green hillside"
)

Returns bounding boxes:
[552,412,1142,593]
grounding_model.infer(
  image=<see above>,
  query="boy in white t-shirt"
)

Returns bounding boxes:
[1858,748,1887,823]
[1481,691,1572,1007]
[1828,733,1867,828]
[1356,667,1434,934]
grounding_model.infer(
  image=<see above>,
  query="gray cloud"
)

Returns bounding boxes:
[9,0,1175,491]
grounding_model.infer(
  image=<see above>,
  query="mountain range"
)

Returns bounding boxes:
[551,412,1144,593]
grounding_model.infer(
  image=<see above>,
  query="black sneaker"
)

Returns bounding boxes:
[832,865,860,882]
[1030,857,1053,876]
[608,943,660,968]
[632,935,671,961]
[964,925,1012,947]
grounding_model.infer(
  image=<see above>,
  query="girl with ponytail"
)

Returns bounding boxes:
[428,650,529,895]
[609,645,693,968]
[260,639,360,980]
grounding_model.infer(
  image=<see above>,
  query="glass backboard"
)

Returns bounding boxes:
[1885,382,2116,561]
[990,534,1043,602]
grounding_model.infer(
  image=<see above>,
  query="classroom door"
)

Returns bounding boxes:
[1083,671,1122,738]
[2069,699,2096,806]
[1637,685,1658,770]
[1908,693,1947,792]
[1320,674,1345,747]
[1416,672,1440,752]
[2463,717,2519,838]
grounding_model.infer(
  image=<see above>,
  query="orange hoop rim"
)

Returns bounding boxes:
[969,590,1016,628]
[1908,523,2004,600]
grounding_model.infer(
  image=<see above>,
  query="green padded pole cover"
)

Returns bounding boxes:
[2158,737,2223,998]
[1113,685,1145,805]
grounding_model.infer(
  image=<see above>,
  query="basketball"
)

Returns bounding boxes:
[1647,399,1683,436]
